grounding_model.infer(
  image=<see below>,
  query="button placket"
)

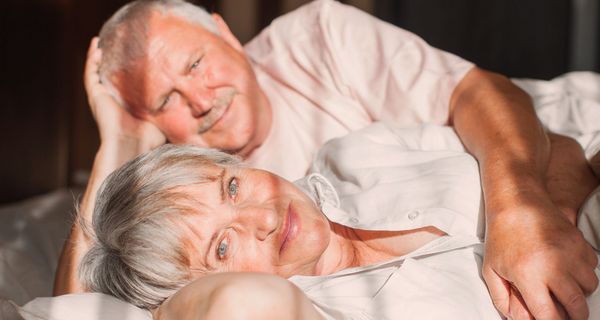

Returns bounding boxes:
[408,210,420,220]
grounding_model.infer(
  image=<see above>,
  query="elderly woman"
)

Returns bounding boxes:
[78,123,600,319]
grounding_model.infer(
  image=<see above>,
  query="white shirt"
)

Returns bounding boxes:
[243,0,600,184]
[291,122,600,319]
[291,237,498,319]
[300,123,485,239]
[243,0,474,180]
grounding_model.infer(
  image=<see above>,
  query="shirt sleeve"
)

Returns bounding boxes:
[318,0,474,125]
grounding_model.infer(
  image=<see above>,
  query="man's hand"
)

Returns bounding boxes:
[54,38,166,295]
[84,37,165,150]
[483,198,598,320]
[449,68,599,319]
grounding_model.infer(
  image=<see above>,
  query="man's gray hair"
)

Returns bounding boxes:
[97,0,218,114]
[79,144,240,309]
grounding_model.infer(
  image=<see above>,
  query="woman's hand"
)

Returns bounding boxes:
[84,37,165,153]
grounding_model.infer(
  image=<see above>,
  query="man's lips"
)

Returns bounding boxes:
[197,88,237,134]
[197,100,231,134]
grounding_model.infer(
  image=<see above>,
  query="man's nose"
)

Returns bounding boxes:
[238,206,278,241]
[179,81,213,117]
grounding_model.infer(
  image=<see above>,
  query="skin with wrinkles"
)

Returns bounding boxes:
[176,164,444,280]
[112,12,271,155]
[53,5,600,319]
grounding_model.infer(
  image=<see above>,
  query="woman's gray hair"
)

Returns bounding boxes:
[97,0,218,114]
[78,144,240,309]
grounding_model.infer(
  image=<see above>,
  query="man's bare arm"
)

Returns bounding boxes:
[450,67,598,320]
[545,133,599,223]
[53,38,165,295]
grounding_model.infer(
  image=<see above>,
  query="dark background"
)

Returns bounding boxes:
[1,0,598,203]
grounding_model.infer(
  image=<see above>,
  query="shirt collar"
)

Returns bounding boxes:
[294,173,341,210]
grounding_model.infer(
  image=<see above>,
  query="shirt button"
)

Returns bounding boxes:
[350,217,359,223]
[408,210,420,220]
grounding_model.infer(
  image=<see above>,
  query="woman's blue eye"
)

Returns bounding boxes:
[228,178,238,198]
[217,239,228,259]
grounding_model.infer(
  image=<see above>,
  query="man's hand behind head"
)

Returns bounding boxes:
[85,37,165,153]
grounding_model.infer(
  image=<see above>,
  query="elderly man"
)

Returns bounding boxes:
[55,0,599,319]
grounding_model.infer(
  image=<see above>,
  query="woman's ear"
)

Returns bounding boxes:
[212,13,244,52]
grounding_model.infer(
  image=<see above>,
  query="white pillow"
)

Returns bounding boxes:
[0,189,78,305]
[17,293,152,320]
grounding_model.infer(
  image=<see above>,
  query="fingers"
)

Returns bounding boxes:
[582,244,599,275]
[507,250,597,320]
[569,240,599,295]
[549,276,589,320]
[582,254,598,274]
[508,287,534,320]
[85,37,101,73]
[84,36,114,118]
[518,282,567,320]
[483,266,511,316]
[88,37,100,54]
[574,260,599,296]
[84,37,102,93]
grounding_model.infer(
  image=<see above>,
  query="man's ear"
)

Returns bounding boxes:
[212,13,243,52]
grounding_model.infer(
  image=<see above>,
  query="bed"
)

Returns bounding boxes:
[1,72,600,319]
[0,189,152,320]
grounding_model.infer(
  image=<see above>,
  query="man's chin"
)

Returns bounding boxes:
[188,133,253,156]
[220,139,253,156]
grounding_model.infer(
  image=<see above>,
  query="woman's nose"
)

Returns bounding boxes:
[238,206,278,241]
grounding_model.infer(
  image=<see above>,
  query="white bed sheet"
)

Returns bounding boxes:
[0,189,79,306]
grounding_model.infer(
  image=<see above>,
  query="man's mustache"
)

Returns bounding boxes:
[197,87,237,134]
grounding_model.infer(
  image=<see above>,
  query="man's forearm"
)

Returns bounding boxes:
[53,140,149,295]
[450,67,551,218]
[450,67,599,320]
[545,133,599,224]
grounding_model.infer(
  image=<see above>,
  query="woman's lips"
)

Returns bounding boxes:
[280,204,299,254]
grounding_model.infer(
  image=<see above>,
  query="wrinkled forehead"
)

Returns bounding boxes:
[112,11,213,115]
[169,164,229,213]
[168,209,215,274]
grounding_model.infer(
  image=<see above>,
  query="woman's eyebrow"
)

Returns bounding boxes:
[203,232,219,269]
[218,169,226,202]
